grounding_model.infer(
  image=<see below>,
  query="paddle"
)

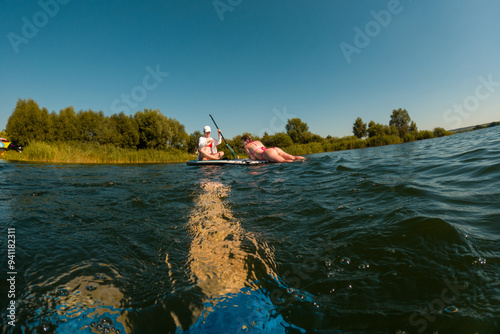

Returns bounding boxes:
[209,114,237,159]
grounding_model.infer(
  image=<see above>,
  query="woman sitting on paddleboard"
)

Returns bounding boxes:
[241,135,305,163]
[198,126,224,160]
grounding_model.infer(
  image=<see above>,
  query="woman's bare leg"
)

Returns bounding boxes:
[274,147,305,161]
[200,148,224,160]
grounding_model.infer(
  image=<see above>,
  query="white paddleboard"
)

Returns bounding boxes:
[186,159,269,166]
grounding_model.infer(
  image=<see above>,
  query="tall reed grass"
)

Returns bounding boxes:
[2,141,194,163]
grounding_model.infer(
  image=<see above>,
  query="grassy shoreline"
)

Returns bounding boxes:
[1,133,441,164]
[1,141,195,164]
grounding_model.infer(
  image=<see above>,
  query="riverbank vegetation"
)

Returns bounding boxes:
[2,98,497,163]
[215,109,454,158]
[1,141,193,163]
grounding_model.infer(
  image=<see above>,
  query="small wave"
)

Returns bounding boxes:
[450,147,488,161]
[469,162,500,178]
[392,217,465,245]
[336,164,355,172]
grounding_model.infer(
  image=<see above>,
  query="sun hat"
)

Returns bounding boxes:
[203,125,211,133]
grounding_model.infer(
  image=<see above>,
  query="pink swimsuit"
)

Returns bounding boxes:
[247,141,275,161]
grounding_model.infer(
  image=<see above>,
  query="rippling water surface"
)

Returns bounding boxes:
[1,127,500,334]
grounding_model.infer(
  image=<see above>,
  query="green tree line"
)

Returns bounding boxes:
[6,99,189,150]
[5,99,463,162]
[352,108,452,142]
[5,99,326,156]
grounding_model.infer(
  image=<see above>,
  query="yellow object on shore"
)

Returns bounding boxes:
[0,141,11,149]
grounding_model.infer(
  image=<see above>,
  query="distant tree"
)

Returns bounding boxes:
[286,118,310,144]
[135,109,164,149]
[6,98,50,145]
[262,132,293,148]
[134,109,188,150]
[409,121,418,133]
[488,121,500,127]
[433,127,448,137]
[309,133,324,143]
[402,132,416,143]
[389,108,412,137]
[95,116,120,145]
[228,133,247,156]
[367,121,383,138]
[39,108,50,140]
[166,118,189,150]
[110,112,139,148]
[416,130,433,140]
[53,107,78,141]
[188,130,202,154]
[260,132,270,145]
[383,125,399,136]
[46,112,59,141]
[352,117,367,139]
[5,99,192,151]
[77,110,104,142]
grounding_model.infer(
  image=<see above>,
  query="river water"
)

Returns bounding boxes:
[1,126,499,334]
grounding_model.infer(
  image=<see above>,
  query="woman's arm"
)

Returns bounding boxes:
[215,130,223,145]
[244,146,256,161]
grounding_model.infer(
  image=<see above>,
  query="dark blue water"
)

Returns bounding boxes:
[1,126,499,334]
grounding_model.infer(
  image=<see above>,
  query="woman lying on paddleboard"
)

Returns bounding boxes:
[241,134,305,163]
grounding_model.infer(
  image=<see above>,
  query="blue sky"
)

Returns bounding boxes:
[1,0,499,139]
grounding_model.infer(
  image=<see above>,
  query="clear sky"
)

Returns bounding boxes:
[1,0,499,139]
